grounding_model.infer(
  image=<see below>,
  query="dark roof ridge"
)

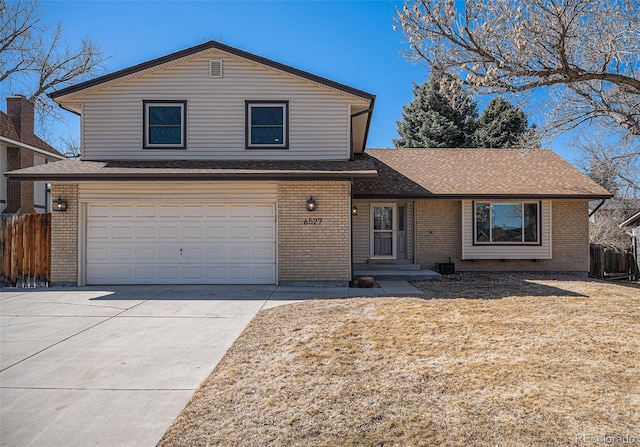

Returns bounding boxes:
[49,40,375,101]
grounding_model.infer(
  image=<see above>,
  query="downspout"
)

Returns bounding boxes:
[350,179,354,281]
[589,199,607,217]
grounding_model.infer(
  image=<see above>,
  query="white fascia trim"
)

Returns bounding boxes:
[1,136,65,160]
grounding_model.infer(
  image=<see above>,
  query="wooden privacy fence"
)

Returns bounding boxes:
[589,243,635,280]
[0,213,51,287]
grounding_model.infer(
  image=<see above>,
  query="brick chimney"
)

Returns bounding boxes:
[7,94,35,146]
[3,94,36,214]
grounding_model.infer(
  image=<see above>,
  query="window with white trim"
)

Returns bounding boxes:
[474,201,540,244]
[245,101,289,149]
[143,101,186,149]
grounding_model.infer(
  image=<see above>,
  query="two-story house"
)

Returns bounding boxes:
[7,41,610,286]
[1,95,65,214]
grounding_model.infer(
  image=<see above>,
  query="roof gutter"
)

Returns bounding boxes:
[5,171,379,183]
[354,193,614,201]
[0,136,66,160]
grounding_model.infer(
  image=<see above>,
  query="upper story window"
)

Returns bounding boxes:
[474,201,540,244]
[245,101,289,149]
[143,100,187,149]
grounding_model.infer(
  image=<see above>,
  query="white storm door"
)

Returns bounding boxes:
[370,203,397,258]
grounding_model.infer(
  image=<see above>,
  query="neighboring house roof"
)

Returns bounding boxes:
[354,148,612,199]
[49,41,376,103]
[620,211,640,228]
[5,158,378,181]
[0,111,65,159]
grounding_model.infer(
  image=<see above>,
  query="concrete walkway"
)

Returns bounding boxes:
[0,283,422,446]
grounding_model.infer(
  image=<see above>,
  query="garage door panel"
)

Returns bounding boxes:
[86,202,276,285]
[205,267,227,280]
[255,266,276,281]
[254,204,275,217]
[134,205,157,217]
[254,224,275,239]
[111,226,133,239]
[88,204,110,217]
[111,247,133,260]
[254,246,276,261]
[134,266,156,280]
[183,266,205,279]
[159,206,181,218]
[111,205,134,218]
[230,225,251,238]
[229,205,252,218]
[159,266,180,280]
[205,205,228,217]
[158,247,178,261]
[206,225,228,238]
[158,225,179,238]
[135,226,156,238]
[135,247,156,261]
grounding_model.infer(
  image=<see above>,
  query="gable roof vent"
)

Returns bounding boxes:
[209,59,223,78]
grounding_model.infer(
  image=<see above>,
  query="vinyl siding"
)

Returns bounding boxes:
[74,50,368,160]
[352,200,414,264]
[352,199,370,264]
[461,200,552,260]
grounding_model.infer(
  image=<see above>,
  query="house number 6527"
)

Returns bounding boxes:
[304,218,323,225]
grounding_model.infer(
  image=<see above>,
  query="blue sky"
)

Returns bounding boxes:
[36,0,575,161]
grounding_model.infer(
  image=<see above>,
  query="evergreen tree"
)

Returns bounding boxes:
[394,71,478,148]
[474,97,529,148]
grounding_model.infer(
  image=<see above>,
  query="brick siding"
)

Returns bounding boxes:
[3,95,39,214]
[3,147,35,214]
[415,199,590,273]
[277,181,351,284]
[50,184,78,285]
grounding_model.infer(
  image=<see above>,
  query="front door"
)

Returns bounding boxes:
[371,203,396,258]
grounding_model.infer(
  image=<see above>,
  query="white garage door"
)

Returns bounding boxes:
[86,202,276,285]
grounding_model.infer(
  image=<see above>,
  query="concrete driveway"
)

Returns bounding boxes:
[0,284,281,447]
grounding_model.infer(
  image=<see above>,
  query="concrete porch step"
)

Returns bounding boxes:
[353,263,422,271]
[353,269,441,282]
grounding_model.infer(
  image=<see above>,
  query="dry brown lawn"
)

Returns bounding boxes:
[159,275,639,447]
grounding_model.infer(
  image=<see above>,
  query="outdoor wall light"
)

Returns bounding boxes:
[306,196,316,212]
[352,205,358,216]
[53,196,68,212]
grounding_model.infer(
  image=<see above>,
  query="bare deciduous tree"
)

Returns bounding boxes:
[0,0,108,127]
[576,132,640,196]
[397,0,640,138]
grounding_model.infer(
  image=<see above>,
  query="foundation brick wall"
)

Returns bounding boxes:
[415,199,591,273]
[278,181,351,283]
[50,184,78,285]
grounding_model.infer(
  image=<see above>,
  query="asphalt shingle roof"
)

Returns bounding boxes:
[0,111,64,157]
[6,147,611,199]
[354,148,611,199]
